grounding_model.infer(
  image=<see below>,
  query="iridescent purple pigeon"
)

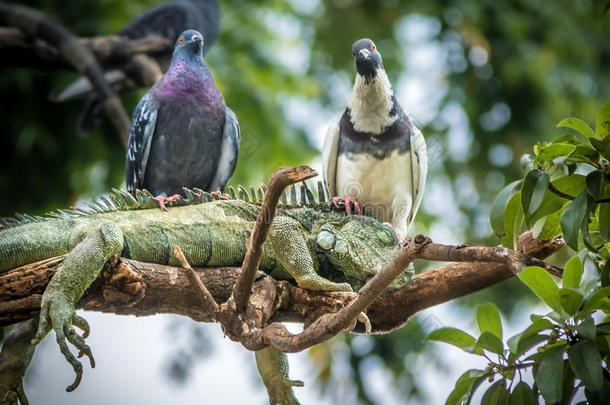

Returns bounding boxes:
[126,29,239,208]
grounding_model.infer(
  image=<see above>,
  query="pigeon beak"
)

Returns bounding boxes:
[358,49,371,60]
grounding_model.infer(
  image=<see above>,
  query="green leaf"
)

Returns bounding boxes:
[560,191,588,251]
[597,323,610,334]
[582,286,610,313]
[599,201,610,243]
[557,117,596,138]
[537,143,576,162]
[477,303,503,339]
[558,288,583,316]
[527,175,585,226]
[590,135,610,160]
[562,256,583,289]
[596,100,610,138]
[428,328,478,353]
[475,332,505,355]
[490,180,521,238]
[533,211,562,241]
[601,261,610,287]
[585,171,604,200]
[522,170,550,222]
[570,145,600,165]
[535,347,564,404]
[502,192,523,249]
[518,266,562,313]
[507,317,553,356]
[575,317,596,340]
[568,339,603,391]
[445,369,488,405]
[509,382,536,405]
[481,379,509,405]
[508,333,549,362]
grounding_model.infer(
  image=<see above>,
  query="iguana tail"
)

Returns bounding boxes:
[0,220,73,273]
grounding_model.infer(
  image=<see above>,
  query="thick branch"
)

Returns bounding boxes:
[0,232,564,339]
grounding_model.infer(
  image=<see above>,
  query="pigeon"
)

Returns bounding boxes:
[126,29,239,208]
[54,0,220,135]
[322,38,427,243]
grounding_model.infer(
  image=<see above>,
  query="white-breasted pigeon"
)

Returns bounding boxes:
[323,38,427,242]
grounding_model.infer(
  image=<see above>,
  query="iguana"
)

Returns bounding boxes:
[0,183,409,405]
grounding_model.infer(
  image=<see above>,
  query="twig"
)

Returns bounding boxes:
[548,183,576,201]
[174,246,218,315]
[230,166,317,312]
[261,234,564,352]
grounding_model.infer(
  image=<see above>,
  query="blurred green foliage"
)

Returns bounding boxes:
[2,0,610,404]
[431,102,610,404]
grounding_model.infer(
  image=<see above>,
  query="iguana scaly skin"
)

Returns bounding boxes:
[0,184,409,405]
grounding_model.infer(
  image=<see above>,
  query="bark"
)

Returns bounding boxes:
[0,232,564,334]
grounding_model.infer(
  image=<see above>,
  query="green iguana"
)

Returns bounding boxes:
[0,183,409,405]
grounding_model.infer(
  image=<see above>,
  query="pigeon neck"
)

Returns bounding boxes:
[347,68,396,134]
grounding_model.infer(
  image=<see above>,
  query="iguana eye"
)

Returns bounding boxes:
[376,226,396,244]
[316,230,335,250]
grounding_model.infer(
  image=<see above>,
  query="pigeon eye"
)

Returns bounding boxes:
[371,44,376,51]
[178,36,184,45]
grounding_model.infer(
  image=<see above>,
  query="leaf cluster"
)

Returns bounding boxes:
[431,102,610,404]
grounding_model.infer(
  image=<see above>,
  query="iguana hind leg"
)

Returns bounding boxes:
[270,217,351,292]
[255,346,303,405]
[32,220,124,391]
[0,319,38,405]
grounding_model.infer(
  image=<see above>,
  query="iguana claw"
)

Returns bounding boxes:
[32,286,94,392]
[255,347,303,405]
[343,312,371,334]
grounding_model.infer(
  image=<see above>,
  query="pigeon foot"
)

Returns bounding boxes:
[154,194,181,211]
[331,196,361,215]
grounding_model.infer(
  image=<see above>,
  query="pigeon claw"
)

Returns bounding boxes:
[332,196,361,215]
[154,194,181,211]
[210,190,229,200]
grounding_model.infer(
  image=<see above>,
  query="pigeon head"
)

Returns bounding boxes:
[172,29,205,60]
[351,38,384,82]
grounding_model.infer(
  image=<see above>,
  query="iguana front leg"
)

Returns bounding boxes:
[32,221,124,391]
[0,319,38,405]
[255,346,303,405]
[270,217,352,292]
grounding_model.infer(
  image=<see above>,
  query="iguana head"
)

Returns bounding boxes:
[313,215,410,291]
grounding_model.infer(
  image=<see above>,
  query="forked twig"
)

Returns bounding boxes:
[174,246,219,315]
[231,166,318,312]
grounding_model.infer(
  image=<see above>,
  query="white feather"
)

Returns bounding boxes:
[321,121,340,197]
[347,68,396,134]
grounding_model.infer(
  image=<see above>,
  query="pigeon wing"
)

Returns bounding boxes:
[126,93,159,194]
[209,106,240,191]
[322,120,340,197]
[407,125,428,226]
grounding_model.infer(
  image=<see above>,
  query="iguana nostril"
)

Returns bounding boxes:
[316,231,335,250]
[334,240,348,254]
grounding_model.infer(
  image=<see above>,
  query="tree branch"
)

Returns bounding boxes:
[230,166,317,312]
[0,232,564,344]
[0,4,135,145]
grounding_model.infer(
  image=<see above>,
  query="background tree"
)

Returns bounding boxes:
[1,0,609,403]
